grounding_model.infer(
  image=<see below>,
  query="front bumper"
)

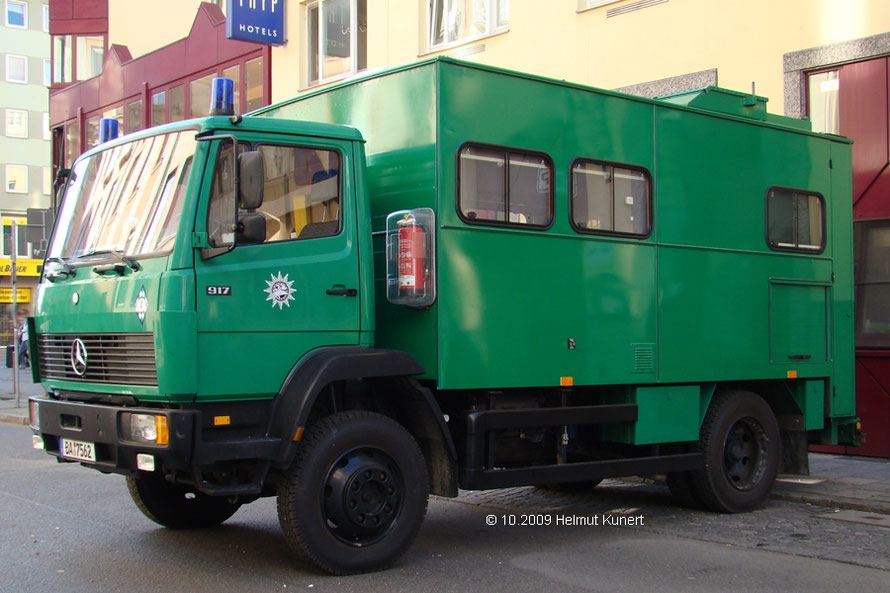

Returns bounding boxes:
[29,396,281,495]
[30,397,194,474]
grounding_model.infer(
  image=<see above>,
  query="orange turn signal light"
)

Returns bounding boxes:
[155,416,169,446]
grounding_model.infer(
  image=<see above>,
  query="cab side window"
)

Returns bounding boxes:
[255,144,341,242]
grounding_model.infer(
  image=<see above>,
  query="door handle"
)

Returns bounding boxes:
[326,288,358,297]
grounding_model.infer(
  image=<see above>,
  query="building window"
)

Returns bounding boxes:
[151,91,166,126]
[808,70,839,135]
[126,100,143,134]
[6,1,26,28]
[855,220,890,348]
[64,120,79,165]
[169,85,185,122]
[42,166,51,195]
[190,73,216,118]
[571,159,651,237]
[306,0,366,87]
[43,58,50,86]
[458,144,553,227]
[766,187,825,253]
[5,109,27,138]
[84,115,99,150]
[245,56,265,110]
[42,4,48,31]
[429,0,508,50]
[53,35,73,83]
[5,164,28,193]
[6,54,27,83]
[43,112,50,140]
[103,106,123,137]
[223,64,241,112]
[76,35,105,81]
[577,0,622,11]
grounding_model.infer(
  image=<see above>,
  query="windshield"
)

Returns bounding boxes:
[47,130,197,264]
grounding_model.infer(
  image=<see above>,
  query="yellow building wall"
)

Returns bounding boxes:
[103,1,889,115]
[269,0,890,115]
[109,0,211,60]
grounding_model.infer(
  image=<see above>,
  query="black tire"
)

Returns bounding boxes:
[692,390,781,513]
[127,474,241,529]
[277,411,429,575]
[535,479,603,493]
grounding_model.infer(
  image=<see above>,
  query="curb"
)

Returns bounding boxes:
[0,412,29,425]
[771,490,890,515]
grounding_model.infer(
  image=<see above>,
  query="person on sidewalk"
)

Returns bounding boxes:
[16,312,28,369]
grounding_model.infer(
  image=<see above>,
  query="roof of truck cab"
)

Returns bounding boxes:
[74,116,364,162]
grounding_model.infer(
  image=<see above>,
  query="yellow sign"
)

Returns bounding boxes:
[0,288,31,303]
[0,259,42,277]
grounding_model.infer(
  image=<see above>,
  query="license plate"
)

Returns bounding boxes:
[59,438,96,462]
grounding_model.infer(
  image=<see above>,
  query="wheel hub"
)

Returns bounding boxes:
[723,417,767,491]
[323,448,402,546]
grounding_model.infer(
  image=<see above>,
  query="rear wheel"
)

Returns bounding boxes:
[127,474,241,528]
[277,411,429,575]
[692,390,780,513]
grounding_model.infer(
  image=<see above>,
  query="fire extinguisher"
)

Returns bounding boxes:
[397,213,426,295]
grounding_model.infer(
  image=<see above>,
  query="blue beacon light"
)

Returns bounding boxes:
[99,118,119,143]
[210,77,236,116]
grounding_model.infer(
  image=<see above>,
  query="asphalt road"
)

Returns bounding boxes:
[2,421,888,593]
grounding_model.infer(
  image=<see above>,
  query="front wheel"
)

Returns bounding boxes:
[277,411,429,575]
[692,390,780,513]
[127,474,241,528]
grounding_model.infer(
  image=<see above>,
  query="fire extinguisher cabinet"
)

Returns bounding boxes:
[386,208,436,308]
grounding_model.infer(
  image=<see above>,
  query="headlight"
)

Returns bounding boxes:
[126,413,169,445]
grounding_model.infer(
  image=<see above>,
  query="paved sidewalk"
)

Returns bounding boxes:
[2,365,888,515]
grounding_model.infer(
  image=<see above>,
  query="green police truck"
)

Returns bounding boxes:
[29,58,858,574]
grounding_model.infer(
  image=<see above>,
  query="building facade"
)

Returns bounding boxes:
[48,0,890,457]
[1,0,52,337]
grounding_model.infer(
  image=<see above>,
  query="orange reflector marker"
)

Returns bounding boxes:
[214,415,231,426]
[560,377,574,387]
[857,421,862,430]
[155,416,169,445]
[293,427,305,442]
[787,370,798,379]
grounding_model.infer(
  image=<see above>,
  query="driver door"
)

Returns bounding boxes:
[194,138,361,400]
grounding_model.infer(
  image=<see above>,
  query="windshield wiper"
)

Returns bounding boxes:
[77,249,141,271]
[45,256,77,280]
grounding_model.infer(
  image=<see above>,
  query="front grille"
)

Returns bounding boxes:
[37,333,158,386]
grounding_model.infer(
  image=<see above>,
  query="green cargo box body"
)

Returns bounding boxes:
[260,58,854,430]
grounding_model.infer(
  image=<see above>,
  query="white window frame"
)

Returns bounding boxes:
[577,0,622,11]
[5,164,28,194]
[5,109,28,138]
[6,54,27,83]
[304,0,367,88]
[43,58,51,86]
[6,0,27,29]
[428,0,509,53]
[43,4,48,32]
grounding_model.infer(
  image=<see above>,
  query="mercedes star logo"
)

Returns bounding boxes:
[70,338,88,377]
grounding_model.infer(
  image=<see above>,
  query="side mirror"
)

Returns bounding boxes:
[237,212,266,244]
[239,151,264,210]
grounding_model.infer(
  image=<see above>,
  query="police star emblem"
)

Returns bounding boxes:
[135,286,148,324]
[264,271,296,309]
